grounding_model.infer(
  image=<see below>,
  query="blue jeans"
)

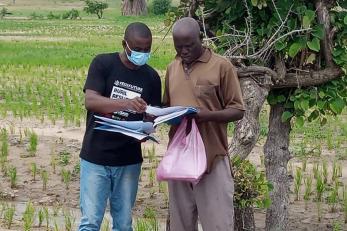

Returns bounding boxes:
[78,159,141,231]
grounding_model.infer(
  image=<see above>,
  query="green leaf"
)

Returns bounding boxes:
[302,10,315,29]
[329,98,346,114]
[275,40,287,51]
[289,43,302,58]
[281,111,293,122]
[312,24,324,39]
[267,93,277,105]
[300,99,310,110]
[344,15,347,25]
[296,116,304,128]
[251,0,258,7]
[307,38,320,52]
[277,95,286,103]
[318,91,325,98]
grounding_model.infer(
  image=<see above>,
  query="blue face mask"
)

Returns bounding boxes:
[125,41,151,66]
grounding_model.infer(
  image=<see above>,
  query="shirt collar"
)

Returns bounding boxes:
[175,47,212,64]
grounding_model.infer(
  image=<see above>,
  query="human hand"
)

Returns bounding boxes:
[190,107,212,123]
[127,97,147,113]
[143,113,156,123]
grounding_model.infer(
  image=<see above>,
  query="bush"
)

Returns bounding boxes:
[151,0,171,15]
[84,0,108,19]
[47,11,61,20]
[62,9,80,20]
[30,12,44,20]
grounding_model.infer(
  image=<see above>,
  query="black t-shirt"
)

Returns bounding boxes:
[80,52,161,166]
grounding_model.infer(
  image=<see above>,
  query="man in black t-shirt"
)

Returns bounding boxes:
[78,22,161,231]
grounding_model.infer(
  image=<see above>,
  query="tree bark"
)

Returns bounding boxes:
[315,0,334,67]
[121,0,147,16]
[234,207,255,231]
[229,76,271,160]
[264,104,291,231]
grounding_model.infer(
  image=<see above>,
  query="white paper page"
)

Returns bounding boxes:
[94,115,154,133]
[146,105,187,116]
[95,121,152,135]
[94,126,159,143]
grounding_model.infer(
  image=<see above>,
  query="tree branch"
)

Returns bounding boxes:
[315,0,334,67]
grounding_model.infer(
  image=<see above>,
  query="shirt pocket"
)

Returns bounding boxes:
[194,85,222,110]
[195,85,217,97]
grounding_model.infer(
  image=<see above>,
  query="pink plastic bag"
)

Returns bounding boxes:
[156,118,207,184]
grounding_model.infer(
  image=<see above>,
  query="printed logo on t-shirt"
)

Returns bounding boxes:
[110,80,143,120]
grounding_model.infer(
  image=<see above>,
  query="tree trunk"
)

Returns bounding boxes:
[264,104,291,231]
[229,76,271,160]
[121,0,147,16]
[234,207,255,231]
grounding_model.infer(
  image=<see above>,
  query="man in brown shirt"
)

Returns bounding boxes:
[163,17,245,230]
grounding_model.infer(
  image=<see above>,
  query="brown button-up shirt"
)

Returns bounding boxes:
[163,48,245,172]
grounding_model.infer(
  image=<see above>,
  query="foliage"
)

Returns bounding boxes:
[151,0,172,15]
[84,0,108,19]
[177,0,347,126]
[231,156,272,208]
[62,9,80,20]
[0,7,8,19]
[47,11,61,20]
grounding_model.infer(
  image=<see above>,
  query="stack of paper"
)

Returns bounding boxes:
[94,106,197,142]
[146,106,198,126]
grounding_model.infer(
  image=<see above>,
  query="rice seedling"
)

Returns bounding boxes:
[313,162,319,179]
[316,173,325,202]
[1,128,8,157]
[332,159,338,182]
[149,167,155,187]
[134,218,151,231]
[38,207,44,227]
[53,219,59,231]
[328,181,339,213]
[4,204,15,229]
[343,186,347,223]
[8,165,17,188]
[30,162,37,181]
[28,131,38,155]
[43,206,50,228]
[101,217,110,231]
[148,143,156,163]
[322,159,328,184]
[52,203,60,216]
[337,163,343,177]
[0,155,7,175]
[159,181,167,193]
[144,207,157,219]
[41,169,48,190]
[63,209,75,231]
[294,167,303,201]
[61,168,72,189]
[303,176,312,210]
[22,201,35,231]
[332,221,343,231]
[59,151,71,166]
[301,158,307,172]
[50,154,57,174]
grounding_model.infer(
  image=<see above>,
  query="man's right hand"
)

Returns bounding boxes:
[126,97,147,113]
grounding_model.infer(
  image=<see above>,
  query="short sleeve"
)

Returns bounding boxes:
[162,67,170,107]
[221,62,245,111]
[83,56,106,94]
[149,71,162,107]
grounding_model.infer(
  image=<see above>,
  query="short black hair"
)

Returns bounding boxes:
[124,22,152,40]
